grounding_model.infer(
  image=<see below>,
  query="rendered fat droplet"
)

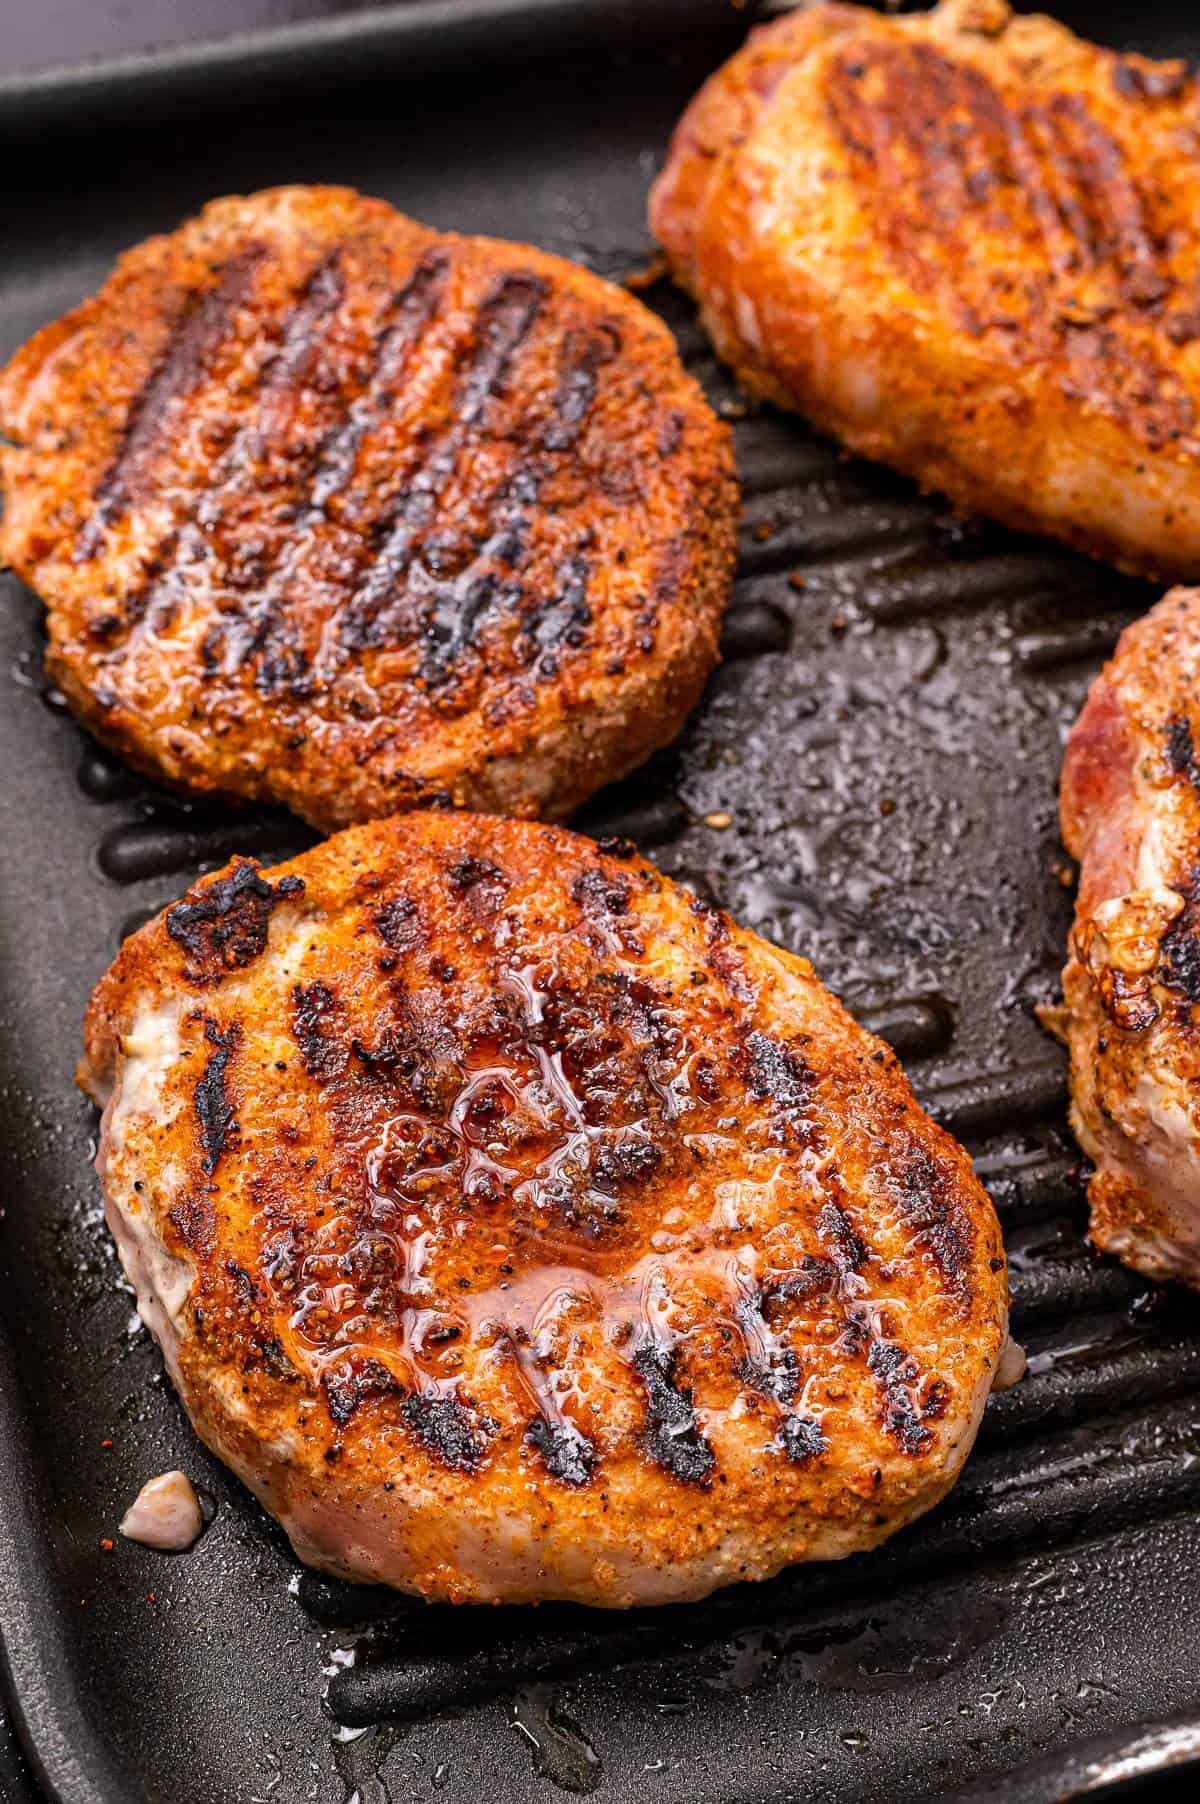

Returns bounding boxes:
[991,1337,1028,1393]
[119,1470,203,1550]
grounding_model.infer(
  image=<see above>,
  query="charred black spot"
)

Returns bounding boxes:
[776,1414,828,1463]
[401,1393,493,1471]
[526,1416,598,1486]
[818,1200,866,1273]
[167,862,304,981]
[632,1343,716,1487]
[194,1022,239,1174]
[291,981,345,1079]
[374,894,424,954]
[324,1357,401,1426]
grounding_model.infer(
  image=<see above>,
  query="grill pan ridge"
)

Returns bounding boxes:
[2,3,1200,1800]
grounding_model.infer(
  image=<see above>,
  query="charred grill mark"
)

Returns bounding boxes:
[762,1258,839,1310]
[1045,93,1167,307]
[373,893,425,954]
[817,1200,867,1274]
[571,866,633,919]
[1165,714,1200,789]
[776,1414,828,1463]
[826,38,1191,441]
[741,1031,815,1108]
[543,323,620,452]
[632,1343,716,1487]
[889,1145,973,1299]
[323,1356,401,1426]
[526,1416,598,1486]
[309,249,452,512]
[867,1338,934,1455]
[122,247,351,649]
[1160,875,1200,1002]
[401,1392,493,1471]
[338,272,549,653]
[74,245,266,561]
[194,1022,239,1175]
[446,856,511,917]
[291,981,346,1080]
[735,1291,800,1406]
[167,862,304,982]
[528,554,593,674]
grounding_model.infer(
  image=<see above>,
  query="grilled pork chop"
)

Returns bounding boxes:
[1058,589,1200,1288]
[0,186,737,829]
[81,814,1008,1605]
[650,0,1200,581]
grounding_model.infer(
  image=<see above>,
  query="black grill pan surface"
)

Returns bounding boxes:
[2,3,1200,1800]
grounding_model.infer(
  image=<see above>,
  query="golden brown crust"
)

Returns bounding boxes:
[82,814,1007,1605]
[1059,588,1200,1287]
[0,186,738,829]
[650,0,1200,581]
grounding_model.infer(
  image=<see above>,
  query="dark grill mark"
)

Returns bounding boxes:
[572,866,633,919]
[741,1031,816,1114]
[447,856,510,899]
[776,1414,828,1463]
[763,1258,839,1311]
[868,1338,934,1455]
[167,862,304,981]
[632,1343,716,1487]
[74,245,266,561]
[888,1146,973,1298]
[736,1293,800,1407]
[323,1357,401,1426]
[526,1416,598,1486]
[194,1023,239,1175]
[401,1393,493,1471]
[1166,715,1200,789]
[818,1200,866,1274]
[309,249,452,512]
[590,1134,661,1192]
[339,271,549,653]
[543,324,620,452]
[1161,882,1200,1003]
[374,894,425,954]
[291,981,346,1080]
[529,554,593,664]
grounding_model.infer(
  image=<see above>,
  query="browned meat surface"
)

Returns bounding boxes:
[651,0,1200,581]
[0,186,737,829]
[1058,588,1200,1287]
[80,813,1008,1606]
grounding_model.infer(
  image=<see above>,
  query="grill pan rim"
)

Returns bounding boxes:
[2,1,1200,1799]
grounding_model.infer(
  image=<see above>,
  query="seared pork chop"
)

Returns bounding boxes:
[81,813,1008,1606]
[1059,588,1200,1287]
[0,186,737,829]
[651,0,1200,581]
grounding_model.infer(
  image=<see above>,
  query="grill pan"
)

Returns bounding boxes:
[2,2,1200,1799]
